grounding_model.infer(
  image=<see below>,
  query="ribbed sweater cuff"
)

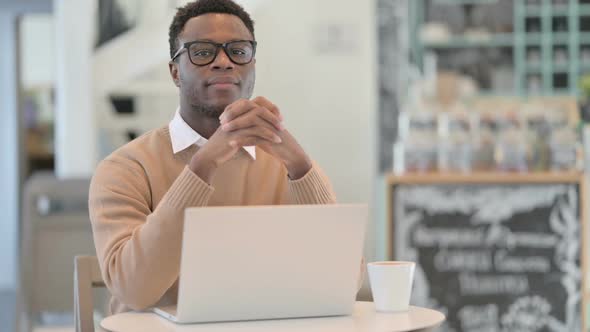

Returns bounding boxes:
[160,166,214,209]
[288,163,335,204]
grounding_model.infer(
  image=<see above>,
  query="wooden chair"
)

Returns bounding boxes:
[74,256,106,332]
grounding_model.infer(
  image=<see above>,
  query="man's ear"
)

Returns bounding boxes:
[169,61,181,88]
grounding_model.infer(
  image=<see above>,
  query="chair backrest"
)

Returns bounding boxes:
[74,256,106,332]
[20,171,96,330]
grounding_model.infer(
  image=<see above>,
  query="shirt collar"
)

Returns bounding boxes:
[169,108,256,160]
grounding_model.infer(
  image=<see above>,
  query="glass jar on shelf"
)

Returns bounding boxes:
[527,74,542,94]
[523,106,551,171]
[437,111,473,173]
[397,111,438,173]
[494,111,528,172]
[472,111,496,171]
[546,110,580,171]
[549,128,580,171]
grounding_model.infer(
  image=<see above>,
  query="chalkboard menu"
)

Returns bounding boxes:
[392,181,582,332]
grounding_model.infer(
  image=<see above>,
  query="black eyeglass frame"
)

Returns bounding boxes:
[171,40,257,66]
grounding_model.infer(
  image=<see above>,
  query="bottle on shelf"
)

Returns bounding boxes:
[438,111,473,173]
[494,110,528,172]
[547,109,580,171]
[397,110,438,173]
[523,105,551,171]
[472,111,497,172]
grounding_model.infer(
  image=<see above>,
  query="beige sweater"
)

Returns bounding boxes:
[88,125,336,314]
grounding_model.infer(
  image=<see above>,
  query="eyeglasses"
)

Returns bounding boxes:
[171,40,257,66]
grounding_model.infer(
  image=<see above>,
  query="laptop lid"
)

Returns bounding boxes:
[175,204,367,323]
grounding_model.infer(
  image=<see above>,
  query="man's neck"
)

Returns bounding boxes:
[179,105,221,140]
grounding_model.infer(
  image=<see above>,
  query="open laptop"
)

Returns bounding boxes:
[152,204,367,324]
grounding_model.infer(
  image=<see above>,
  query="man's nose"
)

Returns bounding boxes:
[211,48,234,70]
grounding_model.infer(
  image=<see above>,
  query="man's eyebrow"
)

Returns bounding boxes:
[186,38,249,43]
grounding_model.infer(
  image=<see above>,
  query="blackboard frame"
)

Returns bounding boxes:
[386,171,587,331]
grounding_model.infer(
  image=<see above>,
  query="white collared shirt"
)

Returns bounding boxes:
[168,108,256,159]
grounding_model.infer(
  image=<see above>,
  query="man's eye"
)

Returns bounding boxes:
[193,50,213,57]
[231,49,247,55]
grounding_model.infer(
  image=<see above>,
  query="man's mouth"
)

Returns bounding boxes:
[207,76,239,88]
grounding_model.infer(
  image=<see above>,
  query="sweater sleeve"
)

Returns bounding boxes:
[288,161,337,204]
[89,162,213,310]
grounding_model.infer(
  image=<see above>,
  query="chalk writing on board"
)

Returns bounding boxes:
[458,304,498,331]
[434,249,492,272]
[394,184,581,332]
[412,225,559,249]
[501,296,552,331]
[459,273,530,296]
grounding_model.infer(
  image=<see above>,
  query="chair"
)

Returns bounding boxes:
[19,172,97,332]
[74,256,106,332]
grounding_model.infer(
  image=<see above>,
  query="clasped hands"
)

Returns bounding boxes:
[189,97,312,183]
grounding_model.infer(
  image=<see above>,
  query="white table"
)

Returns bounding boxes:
[100,301,445,332]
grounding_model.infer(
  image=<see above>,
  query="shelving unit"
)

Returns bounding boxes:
[410,0,590,96]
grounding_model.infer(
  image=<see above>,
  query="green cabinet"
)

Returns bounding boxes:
[410,0,590,96]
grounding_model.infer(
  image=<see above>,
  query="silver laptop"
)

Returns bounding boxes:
[152,204,367,324]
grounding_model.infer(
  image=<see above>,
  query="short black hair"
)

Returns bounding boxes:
[168,0,255,59]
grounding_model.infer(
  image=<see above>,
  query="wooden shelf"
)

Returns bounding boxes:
[551,5,570,16]
[432,0,499,5]
[524,5,542,16]
[524,33,542,44]
[422,34,513,49]
[553,32,571,44]
[524,63,570,73]
[525,63,542,72]
[580,5,590,16]
[387,171,584,185]
[525,4,574,16]
[552,63,569,72]
[580,33,590,44]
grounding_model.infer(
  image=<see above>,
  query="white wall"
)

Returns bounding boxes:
[252,0,378,291]
[54,0,97,178]
[253,0,376,206]
[20,14,54,88]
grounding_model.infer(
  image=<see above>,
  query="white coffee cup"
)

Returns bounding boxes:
[367,261,415,312]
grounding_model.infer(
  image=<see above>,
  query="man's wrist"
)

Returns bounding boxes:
[284,153,312,180]
[189,151,218,184]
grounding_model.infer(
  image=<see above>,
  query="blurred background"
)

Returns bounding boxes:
[4,0,590,331]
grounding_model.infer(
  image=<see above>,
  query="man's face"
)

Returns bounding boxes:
[170,13,256,117]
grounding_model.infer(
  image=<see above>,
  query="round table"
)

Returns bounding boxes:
[101,301,445,332]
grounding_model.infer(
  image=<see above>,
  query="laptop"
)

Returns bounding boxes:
[152,204,367,324]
